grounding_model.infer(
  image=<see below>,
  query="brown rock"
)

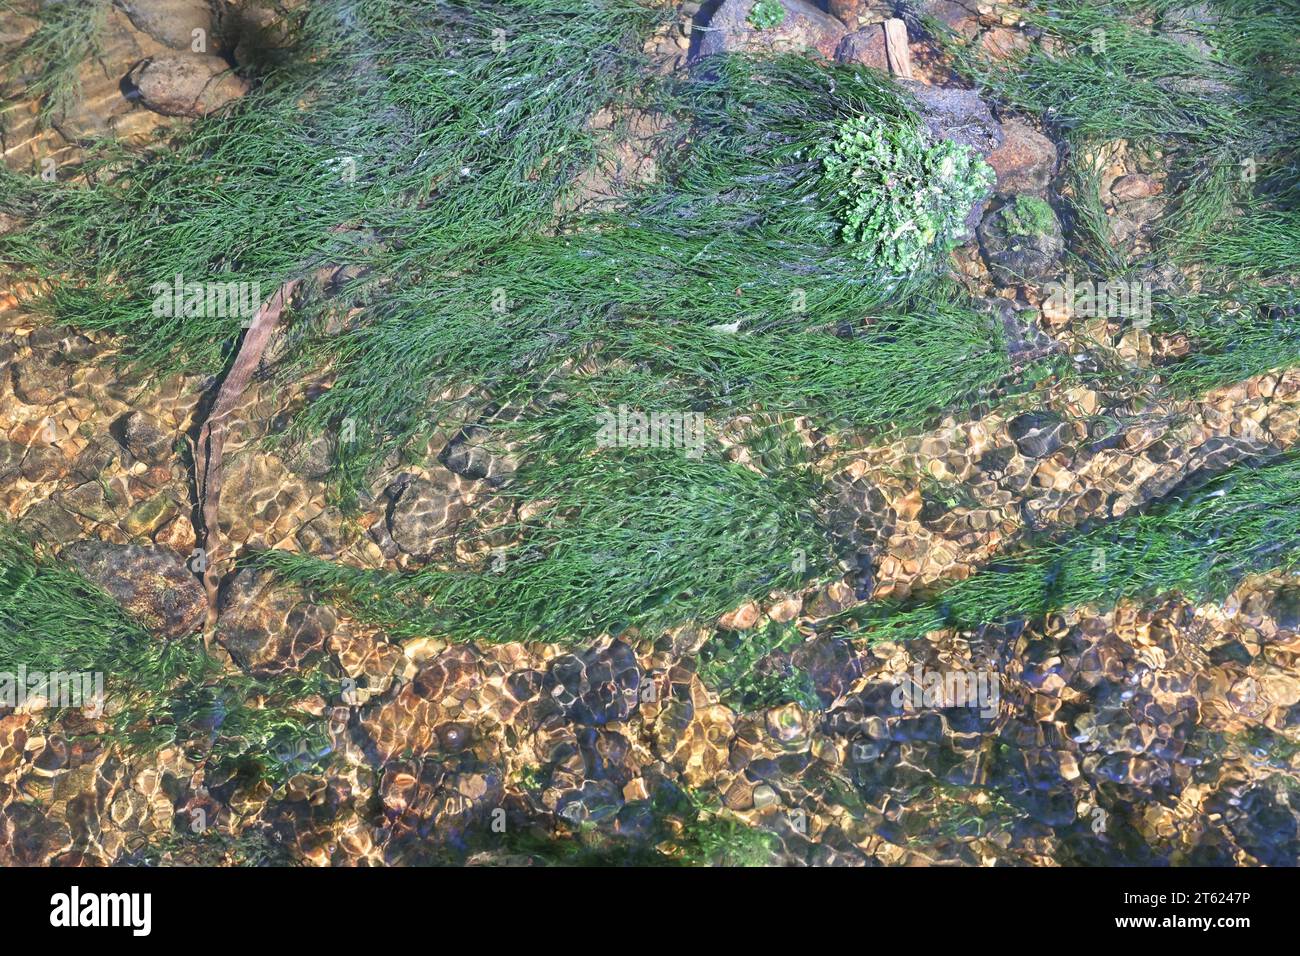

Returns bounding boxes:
[220,2,297,68]
[216,451,308,545]
[623,778,650,803]
[153,514,197,552]
[387,473,472,558]
[827,0,874,29]
[980,26,1029,60]
[12,354,72,405]
[124,495,178,538]
[17,501,82,546]
[719,601,762,630]
[986,120,1057,197]
[767,593,803,623]
[60,541,205,639]
[1110,173,1161,203]
[723,777,757,810]
[126,54,249,118]
[118,410,173,465]
[117,0,216,52]
[919,0,981,39]
[70,434,129,483]
[1109,214,1140,248]
[215,570,334,675]
[2,4,176,155]
[20,446,67,484]
[0,11,38,46]
[0,440,22,482]
[835,26,888,71]
[804,580,856,619]
[57,479,130,524]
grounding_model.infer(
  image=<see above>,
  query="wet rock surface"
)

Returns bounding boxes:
[116,410,173,466]
[1,4,179,169]
[836,27,889,71]
[978,198,1065,283]
[126,54,248,118]
[386,471,474,559]
[117,0,218,52]
[904,82,1004,159]
[902,81,1003,232]
[986,120,1057,197]
[3,332,1289,865]
[60,541,204,639]
[215,569,334,676]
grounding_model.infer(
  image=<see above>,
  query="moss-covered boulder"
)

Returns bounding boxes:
[977,195,1064,283]
[694,0,846,62]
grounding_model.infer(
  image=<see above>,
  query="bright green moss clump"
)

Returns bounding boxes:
[820,115,994,273]
[1002,194,1056,237]
[747,0,787,31]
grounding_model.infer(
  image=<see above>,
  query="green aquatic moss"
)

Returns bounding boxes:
[293,53,1015,499]
[837,451,1300,642]
[747,0,787,31]
[931,0,1300,427]
[1147,284,1300,395]
[258,447,830,644]
[0,0,110,126]
[820,115,993,273]
[1002,194,1056,237]
[4,12,1033,662]
[0,0,669,371]
[0,526,329,784]
[123,827,300,868]
[4,28,1025,654]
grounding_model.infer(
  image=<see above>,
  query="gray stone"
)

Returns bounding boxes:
[1008,411,1068,459]
[978,198,1065,284]
[439,425,515,486]
[904,81,1004,159]
[902,82,1003,233]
